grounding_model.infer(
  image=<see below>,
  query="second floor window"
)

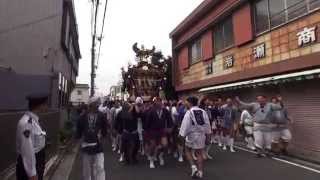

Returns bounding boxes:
[254,0,319,34]
[189,39,202,64]
[214,17,234,53]
[206,62,213,75]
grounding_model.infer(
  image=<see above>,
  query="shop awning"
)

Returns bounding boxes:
[199,68,320,93]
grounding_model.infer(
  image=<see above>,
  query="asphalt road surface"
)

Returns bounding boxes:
[69,142,320,180]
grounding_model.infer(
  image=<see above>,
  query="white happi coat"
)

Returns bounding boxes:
[179,106,212,149]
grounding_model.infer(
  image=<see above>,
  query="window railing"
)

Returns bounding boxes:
[269,0,319,29]
[255,0,320,35]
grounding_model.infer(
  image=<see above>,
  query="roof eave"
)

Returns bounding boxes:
[169,0,220,38]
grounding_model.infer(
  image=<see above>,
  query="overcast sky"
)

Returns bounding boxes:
[74,0,203,96]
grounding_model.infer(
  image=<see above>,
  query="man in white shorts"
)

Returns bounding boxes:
[235,95,282,157]
[179,96,212,179]
[271,96,292,155]
[135,97,145,155]
[240,109,255,150]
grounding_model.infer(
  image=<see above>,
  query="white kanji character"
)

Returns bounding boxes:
[225,56,234,68]
[253,44,265,59]
[297,27,317,46]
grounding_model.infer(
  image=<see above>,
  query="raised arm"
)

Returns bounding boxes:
[235,97,255,110]
[240,111,246,124]
[270,103,283,111]
[98,104,108,114]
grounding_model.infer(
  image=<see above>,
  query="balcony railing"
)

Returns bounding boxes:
[270,0,320,29]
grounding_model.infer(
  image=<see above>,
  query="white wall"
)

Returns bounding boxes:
[70,87,89,105]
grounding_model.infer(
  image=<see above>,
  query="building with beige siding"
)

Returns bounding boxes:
[170,0,320,162]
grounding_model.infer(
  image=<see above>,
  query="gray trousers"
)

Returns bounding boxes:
[82,152,106,180]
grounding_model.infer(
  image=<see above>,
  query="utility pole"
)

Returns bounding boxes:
[90,0,99,97]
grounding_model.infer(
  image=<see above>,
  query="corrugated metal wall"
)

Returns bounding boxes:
[281,80,320,159]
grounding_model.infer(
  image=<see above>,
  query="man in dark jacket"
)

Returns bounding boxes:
[76,97,107,180]
[115,101,142,164]
[144,97,173,168]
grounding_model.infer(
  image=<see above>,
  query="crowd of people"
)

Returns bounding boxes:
[73,94,293,179]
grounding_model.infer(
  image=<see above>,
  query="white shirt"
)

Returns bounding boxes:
[179,106,211,137]
[16,111,46,177]
[115,107,122,115]
[98,104,111,123]
[171,106,178,124]
[240,110,253,126]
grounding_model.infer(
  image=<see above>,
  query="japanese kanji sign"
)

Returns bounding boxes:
[224,55,234,69]
[252,43,266,59]
[297,26,317,46]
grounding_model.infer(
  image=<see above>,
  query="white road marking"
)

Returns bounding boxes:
[272,157,320,174]
[234,145,320,174]
[234,145,257,154]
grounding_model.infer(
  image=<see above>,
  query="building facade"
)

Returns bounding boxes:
[0,0,81,110]
[110,85,124,101]
[170,0,320,162]
[70,84,90,105]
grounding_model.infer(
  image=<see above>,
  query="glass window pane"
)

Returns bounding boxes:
[191,44,196,61]
[255,0,270,34]
[190,39,201,63]
[224,17,234,48]
[269,0,286,27]
[310,0,320,10]
[206,63,213,75]
[214,25,224,52]
[287,0,307,20]
[196,40,202,60]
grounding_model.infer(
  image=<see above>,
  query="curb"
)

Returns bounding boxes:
[1,153,62,180]
[234,143,320,173]
[0,140,77,180]
[49,143,79,180]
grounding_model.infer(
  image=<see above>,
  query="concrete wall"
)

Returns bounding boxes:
[0,0,77,83]
[0,0,80,109]
[0,0,65,75]
[0,71,51,111]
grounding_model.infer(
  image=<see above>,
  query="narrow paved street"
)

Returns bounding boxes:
[69,142,320,180]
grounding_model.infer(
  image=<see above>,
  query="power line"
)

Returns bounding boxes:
[96,0,109,68]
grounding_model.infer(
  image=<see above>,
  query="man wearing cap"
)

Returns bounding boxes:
[16,94,49,180]
[179,96,212,179]
[76,97,107,180]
